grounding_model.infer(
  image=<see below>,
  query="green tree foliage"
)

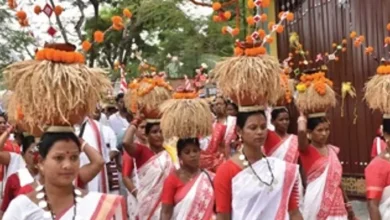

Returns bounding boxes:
[0,2,35,88]
[83,0,233,80]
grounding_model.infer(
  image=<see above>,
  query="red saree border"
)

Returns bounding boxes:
[275,162,298,220]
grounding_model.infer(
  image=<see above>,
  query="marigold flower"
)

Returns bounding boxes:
[54,6,63,16]
[94,31,104,43]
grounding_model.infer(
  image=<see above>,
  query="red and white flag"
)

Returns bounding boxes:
[119,67,127,93]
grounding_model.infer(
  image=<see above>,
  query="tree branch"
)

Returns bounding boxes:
[48,0,69,43]
[189,0,212,7]
[24,45,34,59]
[74,0,86,41]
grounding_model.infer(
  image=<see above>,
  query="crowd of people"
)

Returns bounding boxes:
[0,89,386,220]
[1,1,390,220]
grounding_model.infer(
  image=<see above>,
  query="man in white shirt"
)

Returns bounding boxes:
[109,93,130,136]
[75,117,113,193]
[93,109,121,194]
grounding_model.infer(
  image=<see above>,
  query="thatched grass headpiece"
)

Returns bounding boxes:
[125,77,172,121]
[213,55,282,107]
[207,2,295,109]
[295,70,336,115]
[4,43,111,136]
[274,70,295,107]
[364,63,390,114]
[160,98,212,140]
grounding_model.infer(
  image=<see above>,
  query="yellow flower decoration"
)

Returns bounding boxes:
[341,82,357,124]
[296,83,307,93]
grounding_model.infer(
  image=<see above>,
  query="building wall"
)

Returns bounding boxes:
[276,0,390,177]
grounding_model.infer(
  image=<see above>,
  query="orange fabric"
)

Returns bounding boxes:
[365,157,390,200]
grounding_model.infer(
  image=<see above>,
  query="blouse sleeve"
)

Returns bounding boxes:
[161,173,178,205]
[365,158,388,200]
[122,152,134,177]
[214,162,234,214]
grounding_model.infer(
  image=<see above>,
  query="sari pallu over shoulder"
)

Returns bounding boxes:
[137,150,174,220]
[303,146,347,220]
[2,192,126,220]
[172,172,215,220]
[200,122,227,172]
[231,157,298,220]
[266,135,298,164]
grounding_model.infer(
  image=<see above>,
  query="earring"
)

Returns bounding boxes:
[307,133,312,140]
[238,135,242,143]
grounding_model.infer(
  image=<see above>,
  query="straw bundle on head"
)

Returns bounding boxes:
[127,78,172,119]
[4,47,111,135]
[160,98,212,140]
[124,79,140,113]
[213,55,281,106]
[275,73,295,106]
[295,71,336,114]
[364,64,390,113]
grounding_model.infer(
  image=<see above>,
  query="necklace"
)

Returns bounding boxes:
[35,185,81,220]
[238,147,276,188]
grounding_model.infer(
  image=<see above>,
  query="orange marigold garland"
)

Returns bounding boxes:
[295,70,336,114]
[82,41,92,52]
[34,6,42,15]
[35,48,85,64]
[54,6,63,16]
[94,31,105,43]
[16,11,27,20]
[210,1,294,107]
[123,8,132,18]
[355,23,390,114]
[8,0,17,9]
[125,77,172,121]
[275,71,293,106]
[4,43,111,136]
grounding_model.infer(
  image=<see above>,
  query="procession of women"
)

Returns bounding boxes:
[0,0,390,219]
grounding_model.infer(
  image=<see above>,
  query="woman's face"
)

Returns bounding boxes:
[226,104,238,116]
[214,97,226,116]
[272,112,290,133]
[0,116,7,134]
[136,121,147,142]
[147,124,163,148]
[179,144,200,169]
[310,122,330,145]
[39,140,80,187]
[238,114,268,148]
[23,143,38,169]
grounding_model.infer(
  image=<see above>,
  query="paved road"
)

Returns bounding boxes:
[352,200,369,220]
